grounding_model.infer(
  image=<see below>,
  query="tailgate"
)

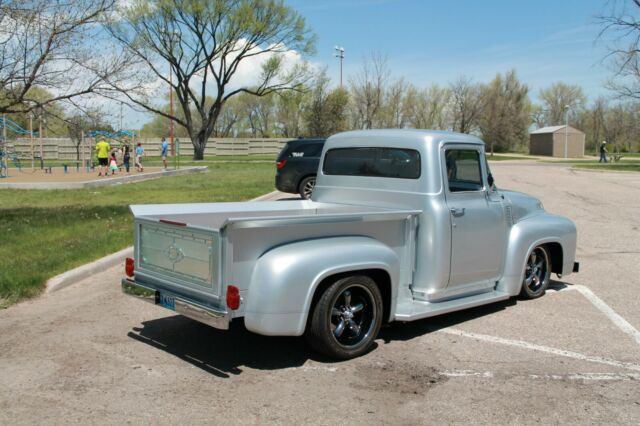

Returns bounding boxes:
[135,219,222,297]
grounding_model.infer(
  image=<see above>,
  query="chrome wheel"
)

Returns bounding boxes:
[305,275,383,359]
[329,285,376,348]
[299,176,316,199]
[520,246,551,299]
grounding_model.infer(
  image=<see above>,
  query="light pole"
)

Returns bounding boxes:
[169,66,175,156]
[334,46,345,87]
[564,104,570,159]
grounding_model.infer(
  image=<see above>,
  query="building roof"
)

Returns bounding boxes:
[530,125,584,135]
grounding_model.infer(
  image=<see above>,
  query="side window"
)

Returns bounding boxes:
[445,149,483,192]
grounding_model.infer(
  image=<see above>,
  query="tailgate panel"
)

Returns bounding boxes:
[137,221,220,295]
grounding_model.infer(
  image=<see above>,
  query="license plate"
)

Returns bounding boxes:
[157,292,176,311]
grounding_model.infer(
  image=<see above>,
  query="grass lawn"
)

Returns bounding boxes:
[573,163,640,172]
[485,155,532,161]
[0,163,275,307]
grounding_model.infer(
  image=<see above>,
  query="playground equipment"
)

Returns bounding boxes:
[0,116,39,177]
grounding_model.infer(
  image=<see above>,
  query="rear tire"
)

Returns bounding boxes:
[298,175,316,200]
[520,245,551,299]
[305,275,383,359]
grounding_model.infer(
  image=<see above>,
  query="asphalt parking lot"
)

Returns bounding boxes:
[1,161,639,425]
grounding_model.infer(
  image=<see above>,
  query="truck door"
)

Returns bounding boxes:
[443,145,506,288]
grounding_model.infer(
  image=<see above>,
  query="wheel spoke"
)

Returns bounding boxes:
[331,307,342,317]
[531,252,537,264]
[334,319,346,337]
[525,275,534,285]
[343,290,351,308]
[351,303,364,313]
[535,260,544,270]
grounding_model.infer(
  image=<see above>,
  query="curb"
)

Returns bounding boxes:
[0,166,207,190]
[45,247,133,294]
[44,190,284,293]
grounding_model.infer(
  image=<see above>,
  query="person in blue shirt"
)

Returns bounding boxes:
[161,137,169,170]
[135,142,144,172]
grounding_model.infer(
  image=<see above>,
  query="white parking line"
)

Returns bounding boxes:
[548,284,640,346]
[437,327,640,372]
[439,370,640,382]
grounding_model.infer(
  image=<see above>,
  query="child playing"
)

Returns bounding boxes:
[109,152,118,175]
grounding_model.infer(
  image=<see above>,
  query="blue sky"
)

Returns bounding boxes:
[121,0,616,129]
[287,0,613,100]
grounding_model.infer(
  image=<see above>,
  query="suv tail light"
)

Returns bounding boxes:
[125,257,135,277]
[226,285,240,310]
[276,159,287,170]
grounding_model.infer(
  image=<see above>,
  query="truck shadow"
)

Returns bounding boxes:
[128,285,573,378]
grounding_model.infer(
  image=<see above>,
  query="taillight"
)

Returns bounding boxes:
[226,285,240,310]
[125,257,135,277]
[276,159,287,170]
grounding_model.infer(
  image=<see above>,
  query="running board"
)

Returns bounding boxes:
[394,290,511,322]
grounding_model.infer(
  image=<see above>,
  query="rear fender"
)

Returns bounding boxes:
[497,214,577,296]
[244,236,399,336]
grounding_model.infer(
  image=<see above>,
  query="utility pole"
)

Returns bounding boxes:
[334,46,345,87]
[39,109,43,167]
[29,112,34,170]
[564,105,570,159]
[169,66,175,156]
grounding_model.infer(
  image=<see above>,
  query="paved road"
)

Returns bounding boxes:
[1,162,639,425]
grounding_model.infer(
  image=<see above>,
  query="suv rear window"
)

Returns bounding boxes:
[323,147,421,179]
[281,142,324,158]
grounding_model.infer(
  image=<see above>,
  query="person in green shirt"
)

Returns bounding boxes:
[95,138,111,177]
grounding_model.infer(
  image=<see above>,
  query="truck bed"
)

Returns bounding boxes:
[130,200,419,231]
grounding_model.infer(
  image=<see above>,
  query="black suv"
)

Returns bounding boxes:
[275,138,326,199]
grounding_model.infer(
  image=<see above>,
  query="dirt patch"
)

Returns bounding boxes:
[353,360,445,395]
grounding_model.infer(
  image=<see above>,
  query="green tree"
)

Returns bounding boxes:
[107,0,316,159]
[478,70,531,152]
[303,71,349,137]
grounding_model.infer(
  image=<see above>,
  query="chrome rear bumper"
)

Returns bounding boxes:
[121,279,230,330]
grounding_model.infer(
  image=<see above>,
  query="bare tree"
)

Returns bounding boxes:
[403,84,451,130]
[105,0,315,159]
[449,77,483,134]
[598,0,640,99]
[349,52,390,129]
[538,82,586,126]
[0,0,131,114]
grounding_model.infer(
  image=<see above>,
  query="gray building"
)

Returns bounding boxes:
[529,125,585,158]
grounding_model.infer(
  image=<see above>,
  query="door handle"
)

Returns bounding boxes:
[450,207,465,217]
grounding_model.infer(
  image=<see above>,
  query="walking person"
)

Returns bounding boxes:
[95,137,111,177]
[161,137,169,170]
[135,142,144,172]
[123,143,131,174]
[599,141,608,163]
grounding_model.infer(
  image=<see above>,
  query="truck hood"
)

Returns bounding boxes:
[501,190,545,223]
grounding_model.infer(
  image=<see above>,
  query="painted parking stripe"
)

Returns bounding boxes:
[439,370,640,381]
[437,327,640,372]
[548,284,640,346]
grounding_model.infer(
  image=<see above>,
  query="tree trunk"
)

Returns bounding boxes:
[193,136,205,160]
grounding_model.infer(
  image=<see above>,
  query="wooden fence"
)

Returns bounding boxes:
[3,137,291,160]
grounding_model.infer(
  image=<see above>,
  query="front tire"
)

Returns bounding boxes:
[305,275,383,359]
[298,175,316,200]
[520,245,551,299]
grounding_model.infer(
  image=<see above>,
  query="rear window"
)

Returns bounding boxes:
[323,147,421,179]
[281,142,324,159]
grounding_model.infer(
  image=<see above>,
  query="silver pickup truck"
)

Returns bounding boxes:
[122,129,578,359]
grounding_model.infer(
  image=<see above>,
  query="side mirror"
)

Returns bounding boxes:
[487,173,495,188]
